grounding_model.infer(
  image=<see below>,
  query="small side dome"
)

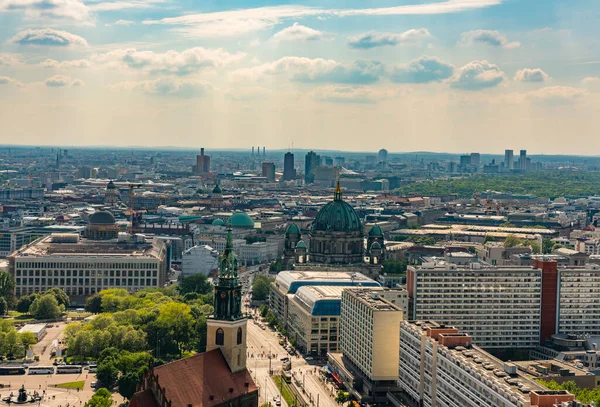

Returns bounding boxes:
[296,240,307,250]
[89,210,116,225]
[212,184,222,194]
[212,218,225,226]
[370,241,381,250]
[106,180,116,190]
[368,224,384,237]
[230,212,255,228]
[286,223,301,236]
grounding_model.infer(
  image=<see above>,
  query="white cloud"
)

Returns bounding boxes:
[10,29,88,47]
[0,0,90,23]
[347,28,431,49]
[41,58,92,68]
[389,56,454,83]
[582,77,599,85]
[312,85,395,104]
[526,86,587,104]
[231,57,384,84]
[0,54,21,66]
[113,19,134,25]
[514,68,549,82]
[110,78,214,98]
[0,76,23,86]
[45,75,82,87]
[449,60,507,90]
[87,0,165,12]
[92,47,245,75]
[272,23,330,41]
[143,1,502,37]
[460,30,520,48]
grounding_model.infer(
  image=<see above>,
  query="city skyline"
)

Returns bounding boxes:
[1,0,599,153]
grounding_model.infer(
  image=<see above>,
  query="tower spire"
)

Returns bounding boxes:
[334,175,342,201]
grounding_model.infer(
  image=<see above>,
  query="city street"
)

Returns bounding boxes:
[245,306,337,407]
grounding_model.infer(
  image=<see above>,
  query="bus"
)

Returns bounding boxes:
[0,366,26,375]
[28,366,55,375]
[57,365,82,374]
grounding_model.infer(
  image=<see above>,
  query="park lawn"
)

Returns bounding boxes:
[271,376,294,406]
[55,381,85,390]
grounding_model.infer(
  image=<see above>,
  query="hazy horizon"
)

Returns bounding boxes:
[1,0,598,154]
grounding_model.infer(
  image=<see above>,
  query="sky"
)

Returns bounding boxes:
[0,0,599,154]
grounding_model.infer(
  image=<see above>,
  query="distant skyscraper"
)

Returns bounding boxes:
[282,152,296,181]
[459,155,471,167]
[263,147,266,156]
[470,153,480,166]
[322,156,334,166]
[519,150,527,170]
[262,162,275,181]
[504,149,514,171]
[252,146,254,156]
[334,156,345,166]
[378,148,388,162]
[193,148,210,175]
[305,151,321,184]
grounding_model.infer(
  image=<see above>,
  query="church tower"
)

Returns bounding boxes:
[206,225,247,373]
[104,180,119,207]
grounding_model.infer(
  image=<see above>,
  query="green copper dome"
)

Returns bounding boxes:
[296,240,307,249]
[312,192,362,233]
[286,223,301,236]
[230,212,255,228]
[212,218,225,226]
[212,184,222,194]
[368,224,383,237]
[370,241,381,250]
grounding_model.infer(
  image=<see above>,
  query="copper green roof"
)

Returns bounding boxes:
[212,218,225,226]
[312,193,362,233]
[286,223,301,236]
[230,212,255,228]
[368,224,383,237]
[296,240,307,249]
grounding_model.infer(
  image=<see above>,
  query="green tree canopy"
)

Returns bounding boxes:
[45,288,70,309]
[29,294,63,320]
[179,274,212,296]
[0,272,15,303]
[85,294,103,313]
[0,298,7,316]
[252,274,273,301]
[85,388,113,407]
[97,359,119,388]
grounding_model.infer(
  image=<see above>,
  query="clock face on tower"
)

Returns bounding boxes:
[221,292,226,298]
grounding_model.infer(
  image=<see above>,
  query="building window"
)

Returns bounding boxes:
[216,328,224,345]
[237,327,243,345]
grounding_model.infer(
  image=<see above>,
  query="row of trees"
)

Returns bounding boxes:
[0,320,37,358]
[16,288,70,319]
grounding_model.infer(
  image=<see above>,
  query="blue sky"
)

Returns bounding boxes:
[0,0,599,154]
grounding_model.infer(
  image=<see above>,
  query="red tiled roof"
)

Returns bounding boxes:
[151,349,258,407]
[129,389,159,407]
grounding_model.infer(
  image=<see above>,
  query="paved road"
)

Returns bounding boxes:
[245,301,337,407]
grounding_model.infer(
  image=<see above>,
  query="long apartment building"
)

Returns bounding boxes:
[408,259,600,348]
[396,320,576,407]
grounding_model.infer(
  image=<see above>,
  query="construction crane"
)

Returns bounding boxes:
[128,184,142,232]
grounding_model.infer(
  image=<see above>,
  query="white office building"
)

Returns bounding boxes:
[407,263,543,348]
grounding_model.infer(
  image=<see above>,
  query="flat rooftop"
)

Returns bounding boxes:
[13,235,161,258]
[275,270,379,294]
[346,288,402,312]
